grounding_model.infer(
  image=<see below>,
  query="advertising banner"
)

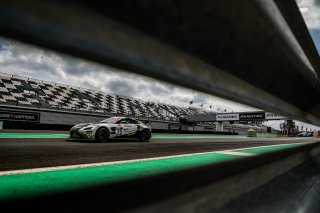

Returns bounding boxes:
[239,112,265,120]
[216,113,239,121]
[0,110,40,122]
[265,112,286,120]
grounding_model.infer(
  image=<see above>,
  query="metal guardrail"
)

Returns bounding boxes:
[0,1,319,126]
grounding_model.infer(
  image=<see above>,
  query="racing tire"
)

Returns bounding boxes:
[95,127,110,142]
[139,129,151,142]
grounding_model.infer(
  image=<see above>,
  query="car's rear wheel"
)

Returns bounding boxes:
[139,130,151,142]
[95,128,110,142]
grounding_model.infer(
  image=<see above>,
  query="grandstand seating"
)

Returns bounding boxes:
[0,73,212,121]
[0,73,268,131]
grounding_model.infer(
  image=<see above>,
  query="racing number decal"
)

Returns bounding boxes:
[115,126,124,135]
[115,124,138,136]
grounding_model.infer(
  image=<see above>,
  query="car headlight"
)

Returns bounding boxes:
[83,127,94,130]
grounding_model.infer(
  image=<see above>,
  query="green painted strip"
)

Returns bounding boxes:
[0,153,241,201]
[0,142,311,201]
[0,133,69,138]
[236,143,308,154]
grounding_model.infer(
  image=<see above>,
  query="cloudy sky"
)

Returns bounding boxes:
[0,0,319,130]
[298,0,320,51]
[0,38,256,113]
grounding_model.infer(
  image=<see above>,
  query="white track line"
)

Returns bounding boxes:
[0,141,314,176]
[230,141,316,152]
[215,151,256,156]
[266,137,315,140]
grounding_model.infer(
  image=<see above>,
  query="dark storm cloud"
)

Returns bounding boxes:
[107,79,136,96]
[0,59,56,73]
[0,40,10,52]
[64,65,86,76]
[0,40,61,76]
[310,29,320,53]
[0,43,7,52]
[138,83,171,96]
[0,39,100,80]
[7,40,45,58]
[80,80,101,91]
[62,58,98,76]
[315,0,320,6]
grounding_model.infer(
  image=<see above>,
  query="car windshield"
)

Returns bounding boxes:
[100,117,123,124]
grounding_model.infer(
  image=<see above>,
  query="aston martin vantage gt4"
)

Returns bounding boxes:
[70,117,152,142]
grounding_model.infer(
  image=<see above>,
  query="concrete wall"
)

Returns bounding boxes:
[150,122,169,130]
[181,125,205,131]
[0,106,175,130]
[40,111,175,130]
[194,126,205,131]
[40,111,106,125]
[181,125,192,131]
[257,133,278,138]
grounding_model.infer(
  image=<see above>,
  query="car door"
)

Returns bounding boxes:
[125,119,138,135]
[114,124,124,136]
[114,118,126,136]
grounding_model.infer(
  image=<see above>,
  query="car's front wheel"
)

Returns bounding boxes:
[139,130,151,142]
[95,127,110,142]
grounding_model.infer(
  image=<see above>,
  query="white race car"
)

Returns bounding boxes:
[70,117,152,142]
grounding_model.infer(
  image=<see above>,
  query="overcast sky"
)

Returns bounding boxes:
[0,0,319,130]
[298,0,320,52]
[0,38,256,113]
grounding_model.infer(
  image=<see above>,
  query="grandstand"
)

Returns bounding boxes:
[0,73,210,119]
[0,72,270,132]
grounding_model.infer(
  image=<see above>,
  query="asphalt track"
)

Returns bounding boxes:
[0,132,319,202]
[0,133,317,171]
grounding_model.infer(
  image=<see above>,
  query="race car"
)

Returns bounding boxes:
[70,117,152,142]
